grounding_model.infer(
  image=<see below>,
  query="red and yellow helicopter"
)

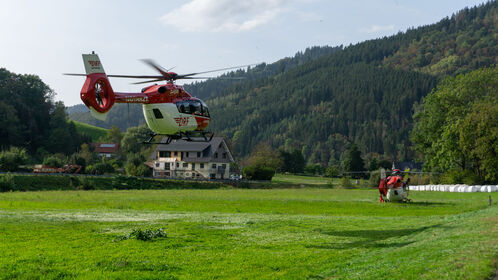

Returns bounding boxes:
[66,52,248,143]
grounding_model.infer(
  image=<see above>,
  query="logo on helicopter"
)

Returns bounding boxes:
[88,60,101,67]
[174,117,189,126]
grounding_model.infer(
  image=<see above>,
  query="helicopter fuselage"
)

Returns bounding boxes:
[114,83,211,135]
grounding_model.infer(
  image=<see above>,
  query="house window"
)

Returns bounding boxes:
[176,162,179,168]
[174,151,177,156]
[159,151,171,158]
[222,164,226,169]
[222,153,227,159]
[212,164,217,168]
[197,152,201,158]
[200,163,204,169]
[155,163,160,168]
[183,163,188,168]
[210,173,215,179]
[165,163,170,170]
[191,163,195,170]
[192,173,195,178]
[186,152,189,157]
[214,153,218,158]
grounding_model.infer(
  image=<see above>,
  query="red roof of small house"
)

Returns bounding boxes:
[90,143,119,154]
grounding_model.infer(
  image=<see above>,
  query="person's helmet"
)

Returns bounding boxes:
[392,169,402,176]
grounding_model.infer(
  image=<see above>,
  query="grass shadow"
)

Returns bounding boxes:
[306,241,414,250]
[406,201,453,206]
[308,224,450,249]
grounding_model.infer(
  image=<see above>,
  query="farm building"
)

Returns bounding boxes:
[149,137,234,179]
[90,143,120,158]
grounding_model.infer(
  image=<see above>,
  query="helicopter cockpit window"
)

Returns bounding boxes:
[176,100,209,117]
[200,100,210,117]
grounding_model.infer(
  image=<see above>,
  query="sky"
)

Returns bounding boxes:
[0,0,487,106]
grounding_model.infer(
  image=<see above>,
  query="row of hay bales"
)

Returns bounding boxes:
[408,185,497,192]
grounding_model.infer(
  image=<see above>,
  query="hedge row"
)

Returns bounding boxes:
[0,174,230,192]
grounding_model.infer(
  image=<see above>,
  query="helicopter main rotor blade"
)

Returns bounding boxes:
[64,73,165,79]
[63,73,87,76]
[177,64,257,79]
[107,74,164,79]
[180,76,246,80]
[140,59,171,78]
[132,79,166,85]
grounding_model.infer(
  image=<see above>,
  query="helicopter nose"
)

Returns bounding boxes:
[195,116,210,130]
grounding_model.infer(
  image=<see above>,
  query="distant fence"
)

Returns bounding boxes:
[409,185,497,192]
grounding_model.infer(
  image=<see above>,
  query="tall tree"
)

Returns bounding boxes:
[342,144,365,178]
[411,66,497,182]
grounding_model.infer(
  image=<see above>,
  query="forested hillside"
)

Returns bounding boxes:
[0,69,88,155]
[207,1,497,164]
[68,1,497,165]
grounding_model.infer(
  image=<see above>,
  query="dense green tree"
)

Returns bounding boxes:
[0,147,28,172]
[44,102,84,155]
[411,66,497,182]
[78,143,96,164]
[342,144,365,178]
[458,102,498,182]
[278,149,305,173]
[241,165,275,180]
[325,165,340,178]
[42,155,63,168]
[368,158,378,171]
[0,69,53,152]
[103,125,123,144]
[121,125,152,154]
[125,153,151,177]
[245,143,281,170]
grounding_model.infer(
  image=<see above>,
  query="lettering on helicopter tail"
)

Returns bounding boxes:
[88,60,101,67]
[174,117,189,126]
[121,96,149,103]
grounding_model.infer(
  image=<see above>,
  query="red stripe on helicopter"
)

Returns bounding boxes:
[195,116,210,130]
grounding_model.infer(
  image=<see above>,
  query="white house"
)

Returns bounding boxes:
[149,137,234,179]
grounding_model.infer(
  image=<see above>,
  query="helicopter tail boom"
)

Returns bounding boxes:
[80,53,116,120]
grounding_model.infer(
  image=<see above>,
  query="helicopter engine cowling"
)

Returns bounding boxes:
[80,73,115,120]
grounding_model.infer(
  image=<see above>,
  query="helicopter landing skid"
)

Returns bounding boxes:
[143,131,214,145]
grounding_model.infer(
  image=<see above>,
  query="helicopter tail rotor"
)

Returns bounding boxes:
[79,53,115,120]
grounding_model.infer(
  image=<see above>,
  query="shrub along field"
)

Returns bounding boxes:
[0,189,496,279]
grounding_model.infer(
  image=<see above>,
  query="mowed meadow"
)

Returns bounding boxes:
[0,188,496,279]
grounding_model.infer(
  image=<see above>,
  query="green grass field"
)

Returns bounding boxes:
[272,173,334,186]
[0,189,496,279]
[72,120,107,142]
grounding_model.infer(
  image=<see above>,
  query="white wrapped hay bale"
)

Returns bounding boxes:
[479,186,488,192]
[449,186,457,192]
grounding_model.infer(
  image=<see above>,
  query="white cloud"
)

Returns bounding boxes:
[359,24,395,33]
[160,0,288,32]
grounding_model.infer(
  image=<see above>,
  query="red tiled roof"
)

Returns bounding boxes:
[90,143,119,154]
